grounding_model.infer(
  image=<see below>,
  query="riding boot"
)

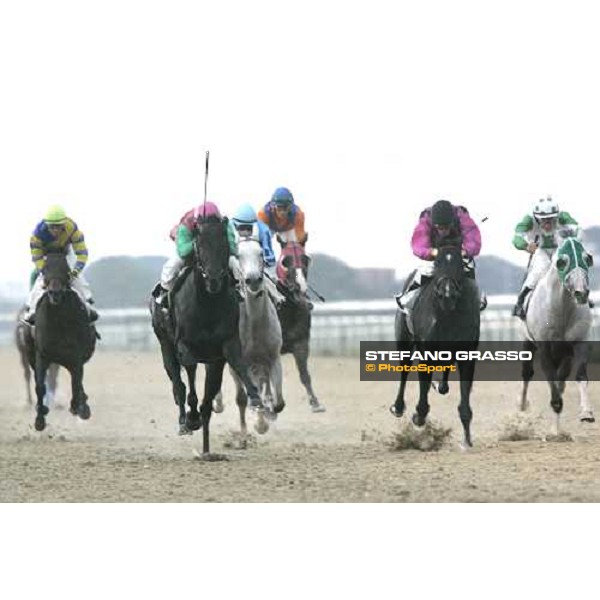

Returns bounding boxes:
[395,280,420,310]
[22,308,35,326]
[512,287,532,318]
[88,306,99,322]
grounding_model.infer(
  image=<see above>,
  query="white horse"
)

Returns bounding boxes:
[231,237,285,436]
[519,238,594,433]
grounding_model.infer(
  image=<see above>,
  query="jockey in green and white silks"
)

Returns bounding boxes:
[512,196,582,317]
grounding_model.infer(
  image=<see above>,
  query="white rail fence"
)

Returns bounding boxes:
[2,295,599,356]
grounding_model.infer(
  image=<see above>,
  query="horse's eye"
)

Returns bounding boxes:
[556,256,569,270]
[282,256,292,268]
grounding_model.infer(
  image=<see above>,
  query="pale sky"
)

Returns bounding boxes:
[1,0,600,289]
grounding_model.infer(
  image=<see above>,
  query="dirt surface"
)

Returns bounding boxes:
[1,348,600,502]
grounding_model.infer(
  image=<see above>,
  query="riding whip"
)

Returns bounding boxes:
[203,150,210,219]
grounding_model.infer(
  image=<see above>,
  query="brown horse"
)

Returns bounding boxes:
[276,241,325,413]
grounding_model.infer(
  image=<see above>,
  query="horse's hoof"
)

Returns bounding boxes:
[310,401,326,413]
[77,403,91,420]
[34,415,46,431]
[185,414,202,431]
[412,413,426,427]
[69,403,78,416]
[580,412,595,423]
[274,401,286,414]
[459,439,473,451]
[389,404,404,418]
[254,417,269,435]
[437,382,449,395]
[178,424,193,436]
[194,452,229,462]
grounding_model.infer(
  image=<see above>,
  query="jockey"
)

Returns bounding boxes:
[512,196,582,317]
[395,199,482,312]
[258,187,308,246]
[231,203,285,305]
[155,201,240,308]
[24,205,97,324]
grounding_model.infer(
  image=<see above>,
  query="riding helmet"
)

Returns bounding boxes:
[44,205,68,225]
[431,200,454,226]
[271,187,294,206]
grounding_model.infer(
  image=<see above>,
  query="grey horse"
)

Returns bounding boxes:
[519,237,594,432]
[229,237,285,436]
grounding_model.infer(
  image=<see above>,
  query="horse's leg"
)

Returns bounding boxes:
[436,369,450,395]
[519,340,536,411]
[457,360,475,448]
[272,357,286,414]
[19,346,33,405]
[159,340,188,434]
[199,359,226,457]
[69,363,91,420]
[412,371,432,427]
[293,339,325,413]
[225,342,261,409]
[391,364,410,417]
[212,378,225,414]
[539,344,563,435]
[45,363,59,408]
[230,368,248,439]
[574,342,594,423]
[183,364,201,431]
[33,353,49,431]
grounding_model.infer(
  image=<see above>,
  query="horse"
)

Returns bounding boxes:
[391,245,480,448]
[227,236,285,437]
[15,307,59,407]
[25,254,97,431]
[275,241,325,413]
[150,215,262,458]
[519,238,594,431]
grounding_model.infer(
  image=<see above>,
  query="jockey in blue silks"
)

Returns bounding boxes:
[231,203,285,305]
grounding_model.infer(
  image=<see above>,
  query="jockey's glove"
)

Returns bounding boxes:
[70,269,81,280]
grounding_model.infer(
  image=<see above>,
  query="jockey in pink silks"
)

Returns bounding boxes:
[154,201,241,309]
[395,199,482,316]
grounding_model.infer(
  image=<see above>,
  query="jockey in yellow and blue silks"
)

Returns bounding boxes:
[231,203,285,305]
[24,205,97,324]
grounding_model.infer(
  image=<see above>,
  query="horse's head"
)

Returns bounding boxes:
[42,253,71,305]
[432,245,464,313]
[555,238,593,305]
[238,236,265,296]
[277,242,310,304]
[193,216,230,294]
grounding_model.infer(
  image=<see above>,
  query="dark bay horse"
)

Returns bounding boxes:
[150,216,261,458]
[391,246,480,447]
[25,254,97,431]
[276,241,325,413]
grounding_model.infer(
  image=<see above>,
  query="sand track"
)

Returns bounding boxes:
[2,349,600,502]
